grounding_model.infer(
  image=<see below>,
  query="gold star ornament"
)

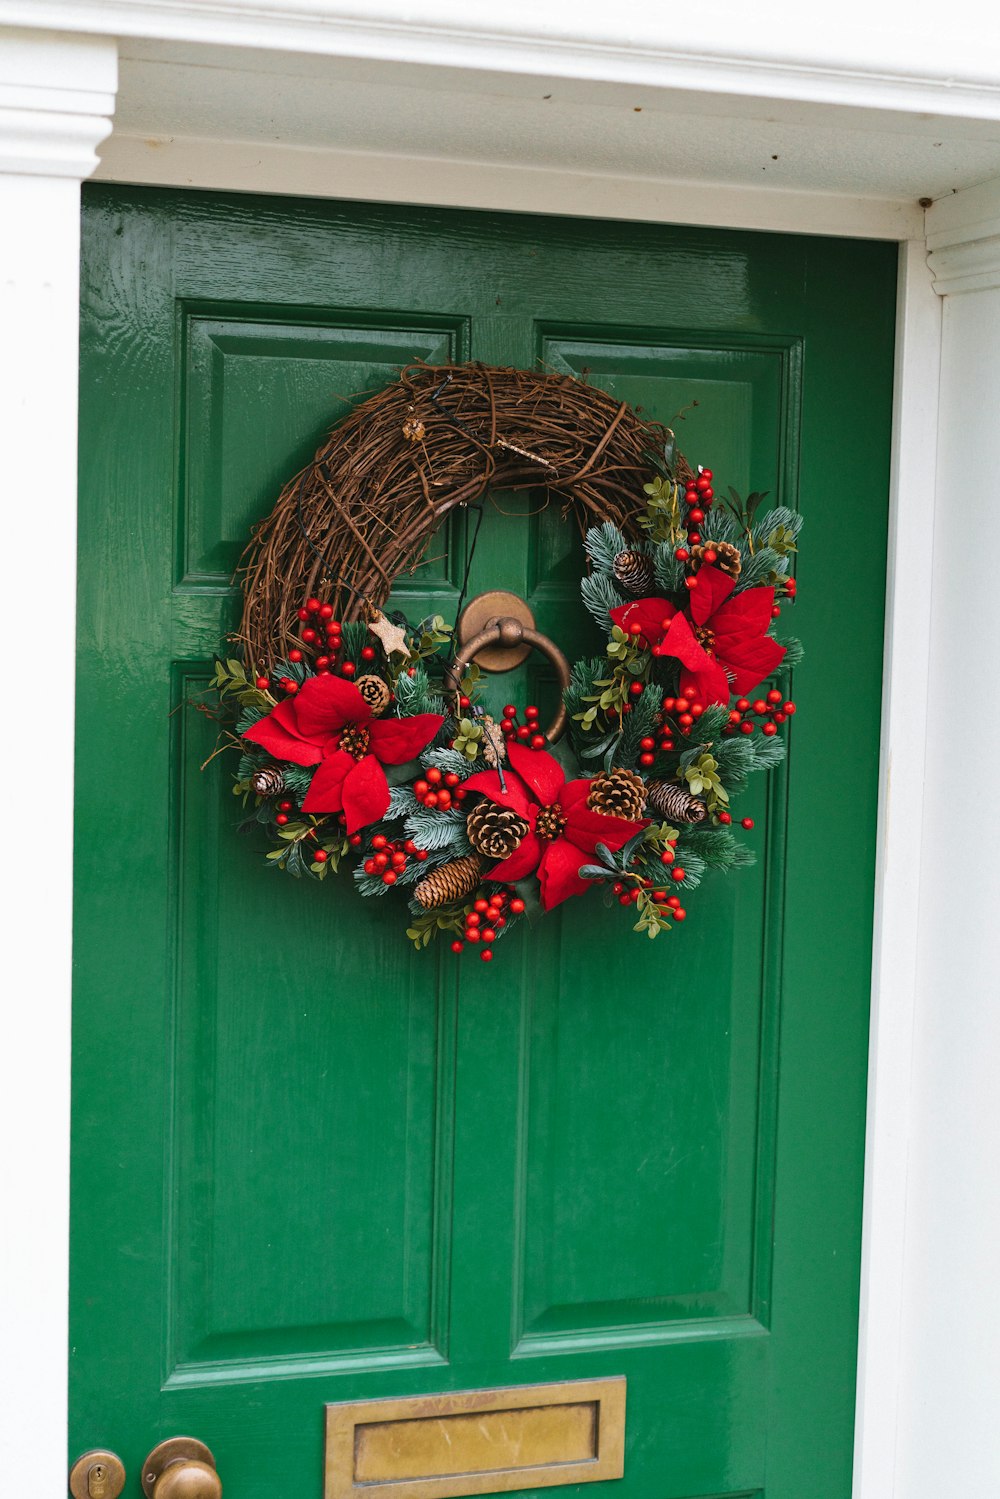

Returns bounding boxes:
[367,611,411,659]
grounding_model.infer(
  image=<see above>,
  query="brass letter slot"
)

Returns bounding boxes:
[325,1378,626,1499]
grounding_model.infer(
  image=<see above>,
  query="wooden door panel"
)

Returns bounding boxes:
[172,675,456,1378]
[76,187,895,1499]
[171,303,470,1383]
[541,331,793,534]
[179,306,468,600]
[510,331,792,1354]
[515,917,761,1341]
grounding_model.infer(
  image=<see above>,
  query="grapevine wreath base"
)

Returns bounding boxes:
[208,363,801,963]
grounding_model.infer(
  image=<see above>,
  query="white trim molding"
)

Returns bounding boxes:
[95,133,924,243]
[893,197,1000,1496]
[0,24,117,1493]
[0,28,115,174]
[927,177,1000,294]
[853,240,941,1499]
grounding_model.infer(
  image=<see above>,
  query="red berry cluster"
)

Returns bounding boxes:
[670,469,800,613]
[450,888,526,962]
[612,874,688,924]
[413,765,468,811]
[363,832,429,885]
[274,798,294,826]
[715,814,756,831]
[773,574,798,617]
[724,690,797,738]
[298,597,346,673]
[500,704,547,750]
[677,466,715,563]
[258,597,367,692]
[658,693,706,744]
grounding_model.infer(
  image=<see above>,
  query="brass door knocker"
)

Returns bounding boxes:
[445,594,571,742]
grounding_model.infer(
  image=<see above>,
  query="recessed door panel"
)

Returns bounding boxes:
[515,890,765,1348]
[180,312,465,589]
[170,672,455,1379]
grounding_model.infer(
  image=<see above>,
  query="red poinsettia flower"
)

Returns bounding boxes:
[464,742,648,911]
[244,674,443,832]
[610,562,785,704]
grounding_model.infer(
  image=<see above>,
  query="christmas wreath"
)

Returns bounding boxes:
[207,364,800,962]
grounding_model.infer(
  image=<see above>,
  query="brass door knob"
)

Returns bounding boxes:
[141,1439,221,1499]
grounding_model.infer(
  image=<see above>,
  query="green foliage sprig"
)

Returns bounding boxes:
[264,818,348,880]
[638,475,686,545]
[211,657,274,712]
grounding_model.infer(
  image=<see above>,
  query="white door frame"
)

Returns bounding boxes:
[2,11,997,1497]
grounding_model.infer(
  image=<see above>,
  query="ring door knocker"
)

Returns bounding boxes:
[444,607,572,743]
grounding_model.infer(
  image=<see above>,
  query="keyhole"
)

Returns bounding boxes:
[88,1464,108,1497]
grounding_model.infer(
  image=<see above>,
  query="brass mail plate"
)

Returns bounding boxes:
[325,1377,626,1499]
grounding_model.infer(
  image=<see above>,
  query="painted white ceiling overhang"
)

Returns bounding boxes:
[3,2,1000,236]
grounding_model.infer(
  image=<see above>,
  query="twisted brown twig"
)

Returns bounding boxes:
[236,362,692,668]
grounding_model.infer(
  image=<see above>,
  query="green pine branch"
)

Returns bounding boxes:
[581,571,625,631]
[584,521,628,574]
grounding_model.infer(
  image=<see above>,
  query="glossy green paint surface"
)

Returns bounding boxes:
[74,186,896,1499]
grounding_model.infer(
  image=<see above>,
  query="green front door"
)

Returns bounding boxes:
[73,186,894,1499]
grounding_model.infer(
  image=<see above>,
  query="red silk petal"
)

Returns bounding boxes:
[339,754,391,833]
[688,562,736,627]
[537,837,591,910]
[506,742,566,806]
[712,585,775,642]
[680,657,732,705]
[463,767,536,819]
[719,635,787,695]
[300,748,355,813]
[368,712,444,766]
[564,806,648,854]
[244,700,324,766]
[610,596,676,644]
[560,778,593,811]
[488,831,544,884]
[658,611,713,674]
[292,673,369,740]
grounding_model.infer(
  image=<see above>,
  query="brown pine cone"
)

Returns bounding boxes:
[356,673,391,715]
[250,766,285,797]
[612,549,655,596]
[645,780,708,824]
[466,801,529,860]
[587,767,647,821]
[414,854,484,909]
[691,540,742,580]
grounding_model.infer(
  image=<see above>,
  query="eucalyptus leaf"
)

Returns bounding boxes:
[620,828,648,866]
[580,732,616,759]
